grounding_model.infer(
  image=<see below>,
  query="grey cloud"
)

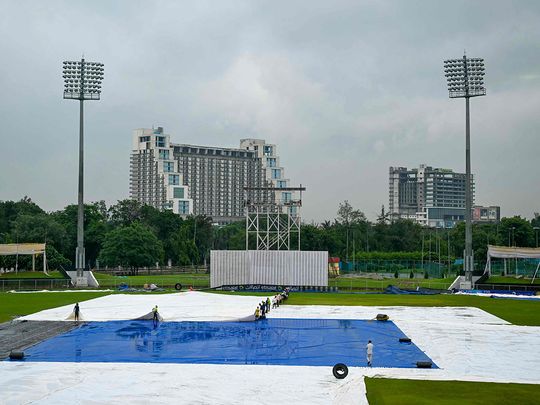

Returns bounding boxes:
[0,0,539,221]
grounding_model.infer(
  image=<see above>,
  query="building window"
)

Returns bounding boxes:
[139,136,150,143]
[178,200,190,214]
[156,136,166,147]
[264,145,273,156]
[277,180,287,188]
[163,162,174,172]
[168,174,179,185]
[271,169,281,179]
[159,149,169,160]
[282,192,292,203]
[174,187,185,199]
[267,157,276,167]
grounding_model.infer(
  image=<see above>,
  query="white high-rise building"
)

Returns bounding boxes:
[130,128,296,222]
[130,127,193,216]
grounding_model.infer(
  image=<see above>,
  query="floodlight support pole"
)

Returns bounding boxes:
[464,95,472,283]
[76,96,85,278]
[63,57,103,284]
[76,59,85,278]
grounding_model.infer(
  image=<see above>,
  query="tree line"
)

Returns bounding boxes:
[0,198,538,271]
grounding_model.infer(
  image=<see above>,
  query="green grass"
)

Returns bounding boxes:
[94,272,454,290]
[97,273,455,290]
[93,272,209,288]
[486,276,540,285]
[365,378,540,405]
[0,271,65,279]
[2,287,539,326]
[0,291,112,323]
[283,292,540,326]
[329,277,455,290]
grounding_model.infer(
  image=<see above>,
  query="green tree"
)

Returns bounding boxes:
[386,220,423,252]
[499,216,534,247]
[140,205,183,263]
[108,199,143,226]
[192,215,214,264]
[51,202,109,266]
[170,223,199,265]
[214,221,245,250]
[98,223,164,274]
[11,214,68,252]
[337,200,366,225]
[44,245,71,270]
[0,197,44,235]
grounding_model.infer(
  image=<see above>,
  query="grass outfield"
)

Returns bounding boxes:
[0,292,111,323]
[93,272,210,288]
[93,273,453,290]
[329,277,454,290]
[283,292,540,326]
[365,378,540,405]
[2,290,539,325]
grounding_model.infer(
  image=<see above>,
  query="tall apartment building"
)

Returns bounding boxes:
[389,165,475,228]
[130,128,295,223]
[130,128,194,215]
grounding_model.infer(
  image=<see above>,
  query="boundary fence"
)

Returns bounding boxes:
[93,266,209,276]
[0,278,72,292]
[92,273,210,289]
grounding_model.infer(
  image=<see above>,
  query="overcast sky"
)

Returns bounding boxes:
[1,1,539,222]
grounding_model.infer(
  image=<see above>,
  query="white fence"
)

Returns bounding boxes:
[210,250,328,288]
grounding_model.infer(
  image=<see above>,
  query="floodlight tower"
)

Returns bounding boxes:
[444,54,485,284]
[63,58,104,285]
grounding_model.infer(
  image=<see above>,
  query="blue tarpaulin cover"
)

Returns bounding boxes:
[22,318,436,368]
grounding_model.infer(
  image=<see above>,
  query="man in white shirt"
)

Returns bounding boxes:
[366,340,374,367]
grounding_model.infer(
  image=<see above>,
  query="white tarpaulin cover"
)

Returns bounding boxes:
[210,250,328,288]
[3,292,540,404]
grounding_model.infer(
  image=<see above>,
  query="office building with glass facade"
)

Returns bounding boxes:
[389,164,476,228]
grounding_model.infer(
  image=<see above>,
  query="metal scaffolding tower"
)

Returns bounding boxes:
[244,186,305,250]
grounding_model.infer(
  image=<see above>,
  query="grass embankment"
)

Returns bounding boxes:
[93,272,210,288]
[284,292,540,326]
[0,291,111,323]
[365,378,540,405]
[0,271,65,279]
[486,276,540,285]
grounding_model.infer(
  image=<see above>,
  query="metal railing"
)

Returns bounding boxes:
[0,278,72,292]
[93,266,209,276]
[475,283,540,293]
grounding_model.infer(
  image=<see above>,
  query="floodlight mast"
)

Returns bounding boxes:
[63,58,104,285]
[444,54,485,284]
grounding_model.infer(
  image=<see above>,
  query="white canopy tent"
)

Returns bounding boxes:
[0,243,47,274]
[484,245,540,283]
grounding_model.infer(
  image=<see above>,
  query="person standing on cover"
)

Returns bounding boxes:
[366,340,374,367]
[152,305,159,326]
[74,303,80,322]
